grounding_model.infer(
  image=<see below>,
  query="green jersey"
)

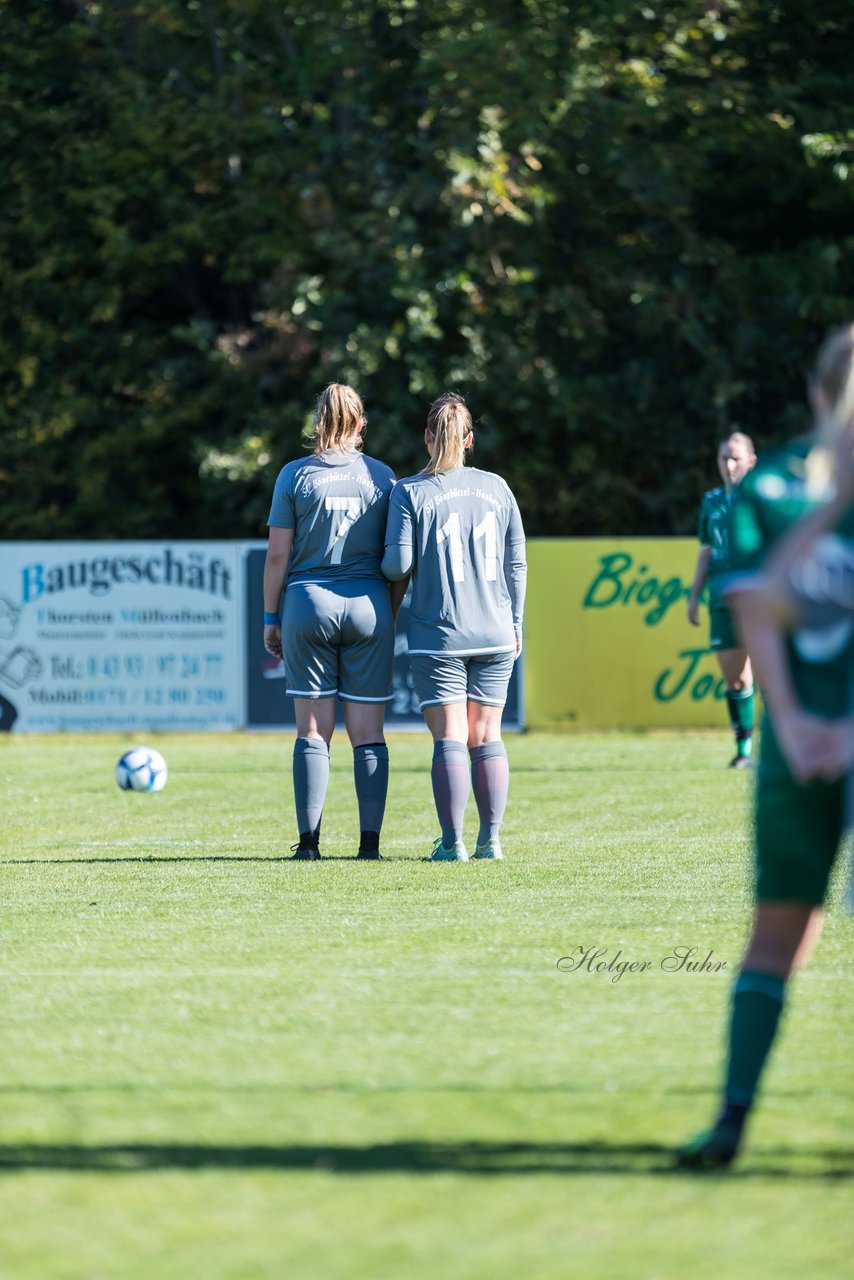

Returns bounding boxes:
[697,485,732,605]
[726,436,854,718]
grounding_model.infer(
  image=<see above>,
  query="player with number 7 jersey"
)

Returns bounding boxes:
[263,383,400,862]
[269,447,395,587]
[382,392,527,862]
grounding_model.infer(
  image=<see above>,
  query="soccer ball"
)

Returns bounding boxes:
[115,746,168,792]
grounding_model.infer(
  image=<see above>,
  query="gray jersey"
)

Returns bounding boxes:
[384,466,526,654]
[268,449,396,584]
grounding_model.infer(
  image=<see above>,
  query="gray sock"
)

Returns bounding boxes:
[293,737,329,835]
[353,742,389,833]
[431,739,470,846]
[469,741,509,845]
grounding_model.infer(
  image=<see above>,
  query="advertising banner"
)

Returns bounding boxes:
[0,542,243,732]
[1,537,725,733]
[525,539,743,729]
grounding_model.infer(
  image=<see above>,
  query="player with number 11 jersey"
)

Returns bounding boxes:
[386,463,524,658]
[383,393,526,862]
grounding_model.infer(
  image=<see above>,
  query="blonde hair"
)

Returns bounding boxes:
[306,383,364,453]
[719,430,756,456]
[807,323,854,495]
[423,393,472,475]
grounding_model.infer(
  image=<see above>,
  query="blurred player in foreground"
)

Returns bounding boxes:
[263,383,401,860]
[687,432,757,767]
[677,323,854,1170]
[382,393,526,862]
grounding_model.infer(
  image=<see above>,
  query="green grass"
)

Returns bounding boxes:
[1,731,852,1279]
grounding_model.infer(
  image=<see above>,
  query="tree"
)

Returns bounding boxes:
[2,0,852,539]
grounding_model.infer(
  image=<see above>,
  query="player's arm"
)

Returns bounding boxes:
[687,546,711,627]
[727,584,796,719]
[381,486,415,582]
[375,475,410,618]
[727,467,849,781]
[723,466,832,782]
[262,526,294,660]
[729,583,847,783]
[505,494,527,657]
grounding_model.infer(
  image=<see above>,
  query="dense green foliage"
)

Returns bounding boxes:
[2,1,853,538]
[3,732,852,1277]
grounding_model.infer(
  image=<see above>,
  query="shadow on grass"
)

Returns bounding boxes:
[0,856,430,865]
[3,857,287,865]
[0,1140,851,1179]
[0,1082,835,1104]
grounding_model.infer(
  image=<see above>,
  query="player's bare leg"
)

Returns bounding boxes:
[466,701,503,747]
[423,702,468,744]
[744,902,824,976]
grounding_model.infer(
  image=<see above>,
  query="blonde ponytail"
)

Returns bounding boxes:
[306,383,364,453]
[423,393,472,475]
[807,324,854,496]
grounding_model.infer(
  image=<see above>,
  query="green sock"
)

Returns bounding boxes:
[723,970,786,1107]
[726,685,754,757]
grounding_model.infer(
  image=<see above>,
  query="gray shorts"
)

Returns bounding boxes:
[409,650,515,709]
[281,578,394,702]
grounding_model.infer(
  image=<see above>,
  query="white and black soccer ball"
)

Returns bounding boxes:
[115,746,168,792]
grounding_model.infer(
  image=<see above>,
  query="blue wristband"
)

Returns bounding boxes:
[263,611,280,626]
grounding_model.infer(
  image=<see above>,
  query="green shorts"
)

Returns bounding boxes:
[754,717,847,905]
[709,600,738,651]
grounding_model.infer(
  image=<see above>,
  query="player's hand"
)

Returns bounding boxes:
[821,714,854,778]
[263,623,283,660]
[687,600,700,627]
[773,708,853,783]
[515,635,523,659]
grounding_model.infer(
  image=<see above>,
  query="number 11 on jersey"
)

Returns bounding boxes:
[437,511,497,583]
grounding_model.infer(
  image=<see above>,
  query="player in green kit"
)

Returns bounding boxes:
[687,432,757,767]
[676,324,854,1170]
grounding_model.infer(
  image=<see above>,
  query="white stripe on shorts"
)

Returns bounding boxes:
[286,687,338,698]
[408,644,516,656]
[339,691,395,703]
[418,695,506,710]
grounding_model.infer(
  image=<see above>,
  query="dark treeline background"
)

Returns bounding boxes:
[2,0,853,539]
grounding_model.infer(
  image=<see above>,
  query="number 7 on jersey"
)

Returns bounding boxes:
[325,496,360,564]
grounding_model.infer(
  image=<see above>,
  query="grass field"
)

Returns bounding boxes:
[2,731,852,1279]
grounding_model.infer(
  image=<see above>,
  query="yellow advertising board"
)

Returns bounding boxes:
[525,539,748,729]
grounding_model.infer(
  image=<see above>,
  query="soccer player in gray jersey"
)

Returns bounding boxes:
[382,393,526,862]
[263,383,403,861]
